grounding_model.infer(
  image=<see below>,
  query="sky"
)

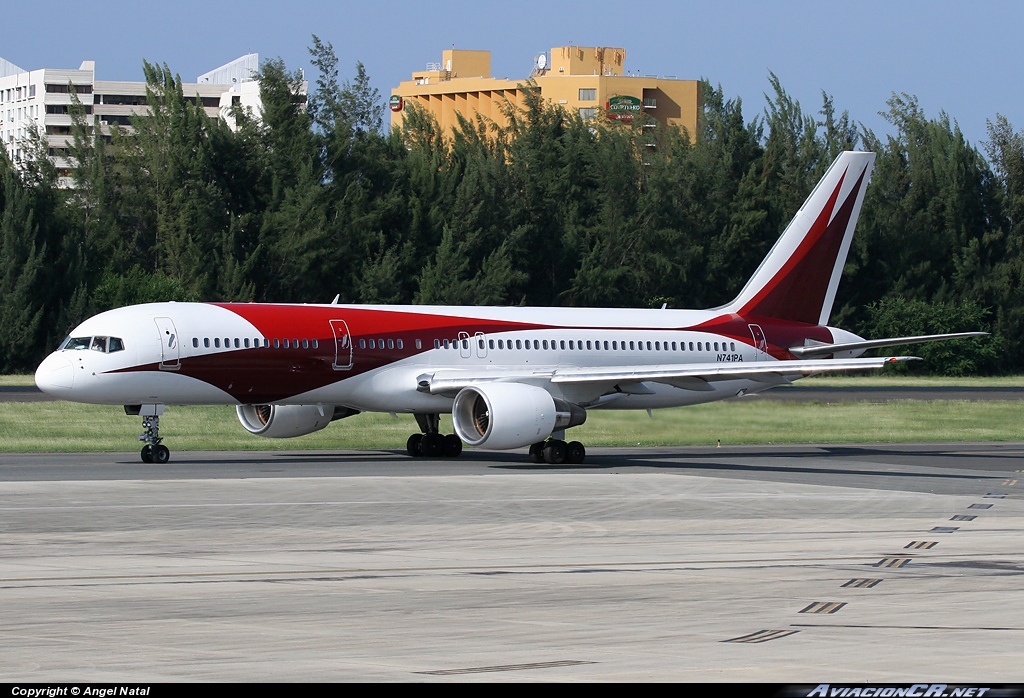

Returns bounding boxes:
[3,0,1021,149]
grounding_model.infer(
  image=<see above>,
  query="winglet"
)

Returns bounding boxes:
[723,151,876,325]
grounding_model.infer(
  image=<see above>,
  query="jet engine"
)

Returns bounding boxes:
[452,383,586,450]
[236,404,357,438]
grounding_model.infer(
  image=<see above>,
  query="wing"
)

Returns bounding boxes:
[421,355,920,396]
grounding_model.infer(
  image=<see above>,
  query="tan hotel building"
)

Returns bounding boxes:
[390,46,700,137]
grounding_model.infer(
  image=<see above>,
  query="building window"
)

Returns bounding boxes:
[579,88,596,101]
[579,107,597,120]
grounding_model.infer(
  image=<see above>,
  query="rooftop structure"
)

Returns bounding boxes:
[390,46,700,137]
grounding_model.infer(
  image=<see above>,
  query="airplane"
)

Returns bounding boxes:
[34,151,984,464]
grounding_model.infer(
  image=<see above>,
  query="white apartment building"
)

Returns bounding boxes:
[0,54,290,184]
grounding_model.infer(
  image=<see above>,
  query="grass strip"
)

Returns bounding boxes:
[1,399,1021,453]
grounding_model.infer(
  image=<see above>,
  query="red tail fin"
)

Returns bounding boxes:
[722,151,875,325]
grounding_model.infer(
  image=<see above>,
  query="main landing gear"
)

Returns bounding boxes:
[529,437,586,465]
[407,413,463,458]
[126,404,170,464]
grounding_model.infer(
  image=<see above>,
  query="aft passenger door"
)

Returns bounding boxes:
[331,319,354,370]
[748,324,767,361]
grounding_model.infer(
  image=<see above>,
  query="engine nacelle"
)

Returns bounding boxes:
[452,383,585,450]
[236,404,354,438]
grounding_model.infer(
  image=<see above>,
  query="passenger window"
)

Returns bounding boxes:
[689,342,694,351]
[192,338,199,348]
[396,339,403,349]
[560,341,566,350]
[479,339,485,349]
[432,339,439,349]
[244,338,250,348]
[489,339,494,349]
[204,338,210,348]
[516,340,522,349]
[714,342,719,351]
[731,342,736,351]
[388,339,394,349]
[215,338,221,348]
[586,341,592,350]
[442,339,449,349]
[233,338,239,348]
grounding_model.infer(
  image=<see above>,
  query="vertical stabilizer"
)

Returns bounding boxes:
[722,151,875,325]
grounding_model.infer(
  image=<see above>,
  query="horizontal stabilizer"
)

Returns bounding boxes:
[788,332,988,359]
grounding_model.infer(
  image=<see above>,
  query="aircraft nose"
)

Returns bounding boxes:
[35,354,75,396]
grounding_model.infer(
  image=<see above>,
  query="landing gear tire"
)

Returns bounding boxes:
[420,433,445,458]
[443,434,463,457]
[543,440,567,465]
[141,443,170,464]
[566,441,585,464]
[529,442,546,463]
[406,433,423,457]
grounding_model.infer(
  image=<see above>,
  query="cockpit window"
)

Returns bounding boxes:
[61,335,124,353]
[62,337,91,351]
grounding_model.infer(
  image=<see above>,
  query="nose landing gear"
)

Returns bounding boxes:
[126,404,170,463]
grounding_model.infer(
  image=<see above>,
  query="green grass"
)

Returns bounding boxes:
[796,373,1024,387]
[1,398,1022,453]
[0,374,35,387]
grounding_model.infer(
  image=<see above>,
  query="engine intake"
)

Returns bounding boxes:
[452,383,585,450]
[236,404,357,438]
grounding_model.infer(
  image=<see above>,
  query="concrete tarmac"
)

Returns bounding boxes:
[1,444,1022,682]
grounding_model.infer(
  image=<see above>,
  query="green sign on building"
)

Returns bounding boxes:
[606,95,642,122]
